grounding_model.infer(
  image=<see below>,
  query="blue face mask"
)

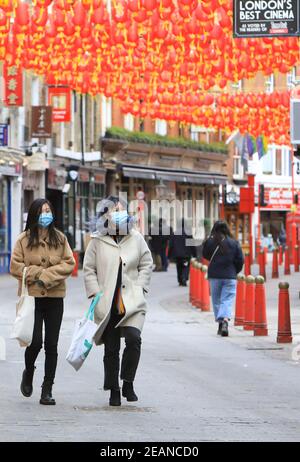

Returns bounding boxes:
[111,210,129,226]
[38,212,53,228]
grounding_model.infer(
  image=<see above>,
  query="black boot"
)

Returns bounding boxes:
[122,381,138,402]
[40,381,56,405]
[221,320,229,337]
[20,367,36,397]
[217,322,223,336]
[109,389,121,406]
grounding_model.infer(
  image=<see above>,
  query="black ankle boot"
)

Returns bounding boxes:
[109,389,121,406]
[217,322,222,335]
[40,382,56,405]
[20,367,36,397]
[221,320,229,337]
[122,381,138,402]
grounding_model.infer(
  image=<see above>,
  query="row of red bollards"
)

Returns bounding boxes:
[234,275,293,343]
[244,245,300,279]
[189,259,210,312]
[189,258,293,344]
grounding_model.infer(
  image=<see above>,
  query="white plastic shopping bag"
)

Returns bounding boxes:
[66,292,102,371]
[10,267,35,347]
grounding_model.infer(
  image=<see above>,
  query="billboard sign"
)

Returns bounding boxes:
[234,0,300,37]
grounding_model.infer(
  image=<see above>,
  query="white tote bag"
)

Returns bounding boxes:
[10,267,35,347]
[66,292,102,371]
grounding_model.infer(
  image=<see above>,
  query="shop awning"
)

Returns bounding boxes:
[0,147,24,176]
[122,165,226,185]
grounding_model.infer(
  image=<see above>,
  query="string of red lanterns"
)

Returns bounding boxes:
[0,0,298,143]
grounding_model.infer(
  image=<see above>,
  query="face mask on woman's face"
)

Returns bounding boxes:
[38,212,53,228]
[110,210,129,226]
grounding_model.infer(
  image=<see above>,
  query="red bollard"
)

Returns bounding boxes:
[72,251,79,277]
[294,245,299,272]
[272,248,279,279]
[277,282,293,343]
[264,247,268,266]
[244,252,251,277]
[194,263,202,309]
[244,275,256,331]
[201,265,210,312]
[284,246,291,275]
[279,245,283,266]
[254,276,268,336]
[234,275,246,326]
[259,250,266,281]
[189,258,196,304]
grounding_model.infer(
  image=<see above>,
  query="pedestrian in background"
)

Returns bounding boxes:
[10,199,75,405]
[83,196,153,406]
[202,220,244,337]
[168,218,197,286]
[149,218,170,272]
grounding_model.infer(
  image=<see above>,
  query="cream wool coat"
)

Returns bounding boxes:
[83,229,153,345]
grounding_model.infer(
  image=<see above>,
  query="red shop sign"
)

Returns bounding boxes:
[3,64,23,107]
[48,86,71,123]
[239,187,255,214]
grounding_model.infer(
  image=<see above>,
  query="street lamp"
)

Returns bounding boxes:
[67,165,79,250]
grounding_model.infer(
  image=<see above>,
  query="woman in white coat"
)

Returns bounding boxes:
[83,196,153,406]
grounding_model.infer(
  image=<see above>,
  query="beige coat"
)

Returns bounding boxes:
[83,229,153,345]
[10,230,75,298]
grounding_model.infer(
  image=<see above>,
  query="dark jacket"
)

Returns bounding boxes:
[168,231,197,259]
[202,236,244,279]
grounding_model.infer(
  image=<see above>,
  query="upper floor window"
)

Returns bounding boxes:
[124,113,134,131]
[155,119,167,136]
[101,96,112,137]
[265,74,274,94]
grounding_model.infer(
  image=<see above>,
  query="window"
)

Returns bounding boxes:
[275,148,282,175]
[261,148,273,174]
[101,96,112,136]
[155,120,167,136]
[265,74,274,94]
[124,113,134,131]
[233,147,244,177]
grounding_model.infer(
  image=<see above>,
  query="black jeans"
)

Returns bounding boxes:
[102,309,141,391]
[176,257,190,285]
[25,297,64,385]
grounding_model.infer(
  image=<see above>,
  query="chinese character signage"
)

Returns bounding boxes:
[31,106,52,138]
[234,0,300,37]
[48,86,71,123]
[3,64,23,106]
[0,124,8,146]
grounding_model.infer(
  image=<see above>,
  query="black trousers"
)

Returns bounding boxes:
[25,297,64,385]
[102,309,141,391]
[175,257,190,284]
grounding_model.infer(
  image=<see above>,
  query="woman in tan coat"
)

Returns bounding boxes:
[83,196,153,406]
[10,199,75,405]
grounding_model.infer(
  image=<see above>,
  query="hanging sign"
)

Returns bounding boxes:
[3,64,23,106]
[233,0,300,37]
[48,86,71,123]
[31,106,53,138]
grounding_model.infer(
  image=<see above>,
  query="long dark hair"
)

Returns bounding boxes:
[25,198,63,249]
[210,220,232,254]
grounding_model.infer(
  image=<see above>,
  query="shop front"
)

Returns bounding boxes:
[0,149,23,273]
[259,187,300,246]
[102,138,227,237]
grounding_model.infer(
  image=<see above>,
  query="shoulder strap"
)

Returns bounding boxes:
[21,267,28,296]
[208,237,225,265]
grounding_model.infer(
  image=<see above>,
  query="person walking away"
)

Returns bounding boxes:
[202,220,244,337]
[10,199,75,404]
[168,218,197,286]
[83,196,153,406]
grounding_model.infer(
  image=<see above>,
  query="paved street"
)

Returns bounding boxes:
[1,262,300,442]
